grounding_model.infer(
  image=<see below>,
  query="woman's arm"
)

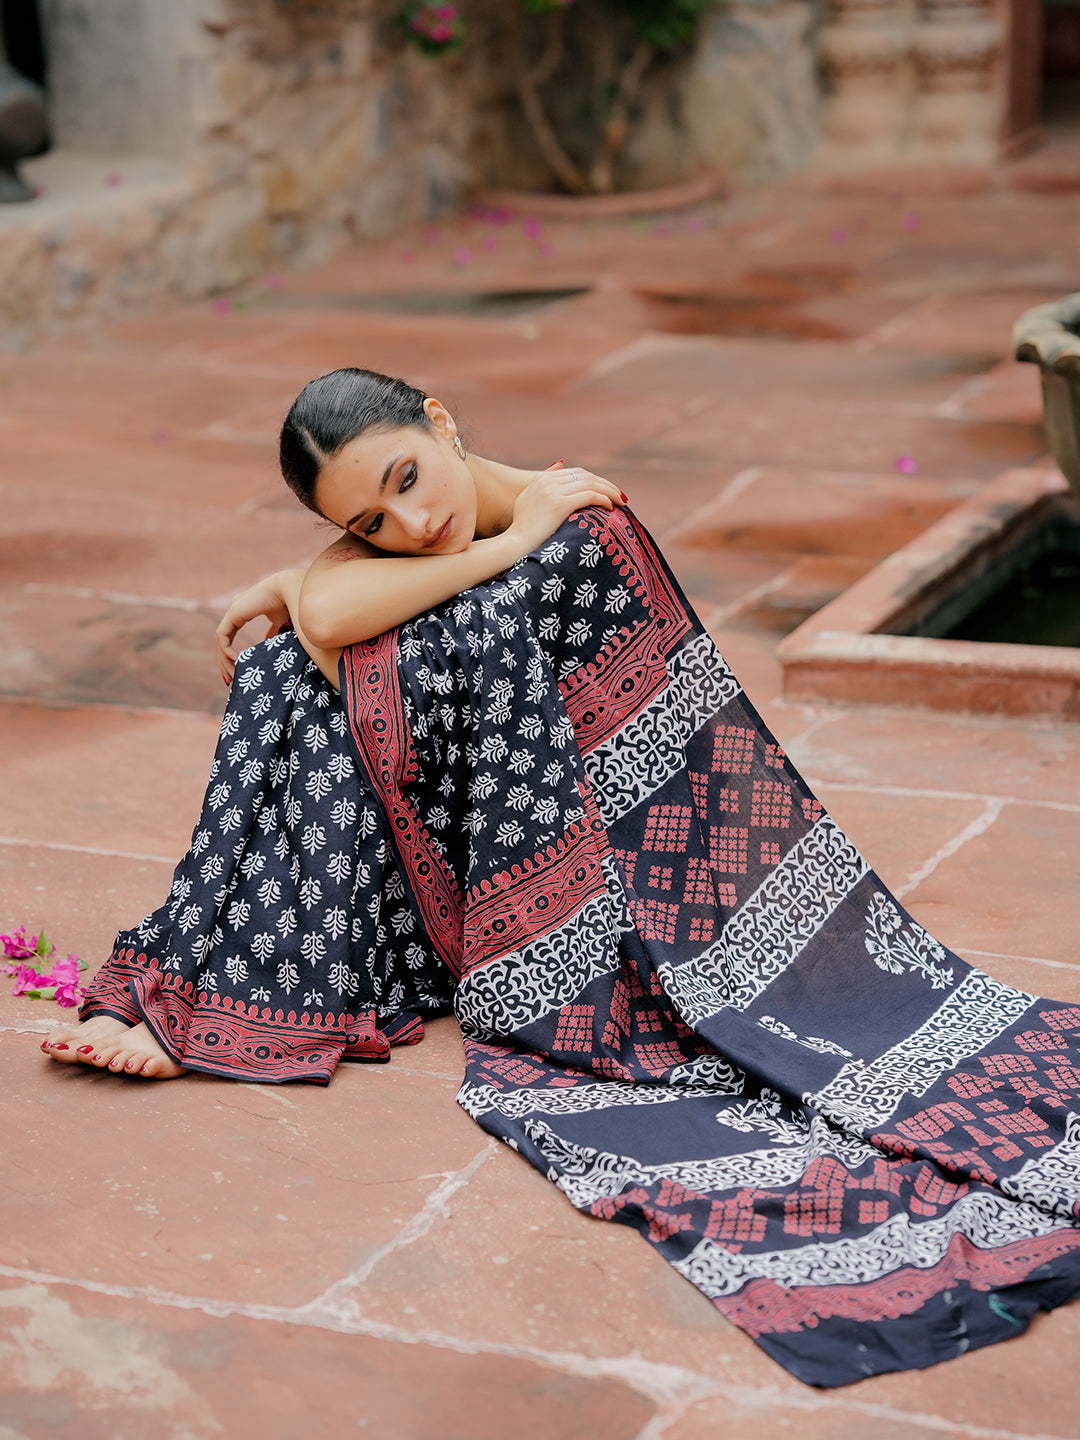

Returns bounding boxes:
[298,468,624,649]
[216,570,343,690]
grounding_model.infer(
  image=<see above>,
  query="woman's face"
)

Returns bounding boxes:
[313,403,476,556]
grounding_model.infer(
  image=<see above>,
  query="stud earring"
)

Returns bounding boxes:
[453,435,466,461]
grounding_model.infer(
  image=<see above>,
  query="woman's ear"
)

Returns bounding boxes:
[423,397,455,439]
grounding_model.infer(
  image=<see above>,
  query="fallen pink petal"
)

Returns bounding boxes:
[895,454,918,474]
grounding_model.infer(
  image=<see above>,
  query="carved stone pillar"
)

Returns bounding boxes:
[819,0,912,162]
[909,0,1002,161]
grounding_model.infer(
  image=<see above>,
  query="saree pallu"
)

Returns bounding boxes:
[337,507,1080,1387]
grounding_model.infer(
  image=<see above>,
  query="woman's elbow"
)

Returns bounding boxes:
[298,591,373,650]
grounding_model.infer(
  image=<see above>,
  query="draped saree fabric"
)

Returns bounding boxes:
[82,507,1080,1385]
[339,508,1080,1387]
[82,633,452,1082]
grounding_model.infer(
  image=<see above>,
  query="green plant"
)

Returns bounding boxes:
[397,0,715,193]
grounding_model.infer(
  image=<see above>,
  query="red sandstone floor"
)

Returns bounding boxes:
[2,177,1080,1439]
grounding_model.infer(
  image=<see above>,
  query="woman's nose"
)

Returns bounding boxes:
[396,503,429,540]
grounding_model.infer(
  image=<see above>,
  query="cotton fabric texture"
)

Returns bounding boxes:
[85,509,1080,1386]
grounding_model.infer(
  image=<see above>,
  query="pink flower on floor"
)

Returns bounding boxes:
[894,455,918,474]
[52,957,86,1007]
[5,925,86,1001]
[11,963,53,996]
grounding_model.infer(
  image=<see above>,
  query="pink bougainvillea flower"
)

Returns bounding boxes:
[11,963,53,997]
[894,455,917,474]
[453,246,473,266]
[523,217,543,238]
[901,212,920,232]
[49,955,81,988]
[5,926,86,1002]
[2,925,37,960]
[830,227,850,245]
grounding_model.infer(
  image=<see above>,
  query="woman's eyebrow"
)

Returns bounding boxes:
[345,453,403,529]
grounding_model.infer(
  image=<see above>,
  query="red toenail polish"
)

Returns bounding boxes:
[52,1043,69,1051]
[40,1041,50,1052]
[77,1045,95,1054]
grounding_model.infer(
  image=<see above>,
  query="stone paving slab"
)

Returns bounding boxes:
[0,1277,655,1440]
[3,176,1080,1437]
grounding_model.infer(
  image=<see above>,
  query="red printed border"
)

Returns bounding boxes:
[88,948,394,1085]
[559,511,694,754]
[713,1228,1080,1338]
[342,633,466,977]
[465,810,609,972]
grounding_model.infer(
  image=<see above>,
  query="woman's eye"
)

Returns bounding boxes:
[364,513,384,537]
[400,463,417,493]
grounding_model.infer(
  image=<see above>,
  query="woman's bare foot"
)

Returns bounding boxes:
[42,1018,186,1079]
[41,1014,128,1063]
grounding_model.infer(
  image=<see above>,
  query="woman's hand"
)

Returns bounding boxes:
[215,570,301,686]
[507,464,627,558]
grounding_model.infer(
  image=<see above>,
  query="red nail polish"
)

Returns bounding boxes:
[52,1043,69,1051]
[620,491,628,502]
[40,1041,50,1052]
[77,1045,95,1054]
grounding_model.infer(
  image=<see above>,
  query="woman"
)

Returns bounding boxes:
[38,369,1080,1386]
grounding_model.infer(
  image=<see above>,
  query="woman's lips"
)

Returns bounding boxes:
[423,517,452,550]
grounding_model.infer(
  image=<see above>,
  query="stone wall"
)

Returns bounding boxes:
[2,0,476,333]
[1,0,824,336]
[461,0,821,193]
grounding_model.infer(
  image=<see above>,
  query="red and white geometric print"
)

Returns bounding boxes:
[554,1003,596,1052]
[802,797,823,824]
[716,787,739,814]
[689,915,715,943]
[764,743,786,769]
[648,864,674,891]
[690,771,709,814]
[614,847,638,889]
[751,779,791,828]
[634,1039,689,1074]
[683,856,714,904]
[632,898,679,943]
[713,726,755,774]
[710,825,748,875]
[760,840,781,865]
[643,804,692,852]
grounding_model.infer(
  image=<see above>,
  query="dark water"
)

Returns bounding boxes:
[947,541,1080,648]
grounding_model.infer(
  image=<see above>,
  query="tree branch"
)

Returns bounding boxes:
[589,38,655,194]
[516,11,590,196]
